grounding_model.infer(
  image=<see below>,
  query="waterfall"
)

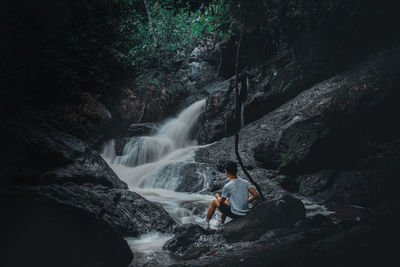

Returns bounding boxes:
[102,98,220,227]
[110,99,205,168]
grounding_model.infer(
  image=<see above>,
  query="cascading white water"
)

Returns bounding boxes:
[109,99,205,168]
[102,99,218,227]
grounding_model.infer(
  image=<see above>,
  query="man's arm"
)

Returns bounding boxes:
[215,193,226,204]
[248,187,258,203]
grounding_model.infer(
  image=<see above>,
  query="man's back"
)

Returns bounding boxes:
[221,178,250,216]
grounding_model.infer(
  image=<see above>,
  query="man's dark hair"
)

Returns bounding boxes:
[225,161,238,175]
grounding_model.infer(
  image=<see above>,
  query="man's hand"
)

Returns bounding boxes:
[248,187,258,203]
[215,193,226,204]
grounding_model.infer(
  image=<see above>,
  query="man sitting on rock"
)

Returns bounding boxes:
[202,161,258,229]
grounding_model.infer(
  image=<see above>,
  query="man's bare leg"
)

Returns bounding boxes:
[206,200,219,221]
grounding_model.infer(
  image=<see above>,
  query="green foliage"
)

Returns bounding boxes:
[130,0,231,73]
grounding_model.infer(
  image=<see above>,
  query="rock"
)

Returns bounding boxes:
[294,214,335,231]
[164,224,228,261]
[0,186,133,267]
[174,162,225,193]
[46,92,112,147]
[297,170,337,196]
[246,168,290,199]
[168,83,189,98]
[195,48,400,175]
[171,222,385,267]
[164,224,214,256]
[300,139,400,207]
[1,121,127,189]
[2,184,175,236]
[195,45,337,145]
[107,86,176,138]
[222,194,306,242]
[145,161,224,193]
[185,61,216,89]
[127,122,159,136]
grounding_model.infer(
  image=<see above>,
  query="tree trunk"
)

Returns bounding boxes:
[234,21,265,202]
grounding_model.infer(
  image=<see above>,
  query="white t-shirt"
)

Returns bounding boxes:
[221,178,252,215]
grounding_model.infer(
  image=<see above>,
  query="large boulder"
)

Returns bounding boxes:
[164,224,225,261]
[296,170,337,196]
[172,224,377,267]
[195,48,400,175]
[46,92,112,147]
[196,45,339,145]
[1,120,127,189]
[222,194,306,242]
[174,162,225,193]
[0,187,133,267]
[127,122,160,137]
[164,224,214,256]
[25,184,176,236]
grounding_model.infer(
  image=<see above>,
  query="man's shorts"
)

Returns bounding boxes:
[218,202,243,219]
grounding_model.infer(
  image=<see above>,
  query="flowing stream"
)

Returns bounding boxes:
[102,99,219,264]
[102,99,216,223]
[101,98,345,265]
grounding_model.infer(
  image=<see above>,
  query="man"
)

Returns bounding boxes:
[202,161,258,229]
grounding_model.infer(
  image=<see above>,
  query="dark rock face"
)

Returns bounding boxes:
[169,209,400,267]
[164,224,214,257]
[195,48,400,175]
[46,92,113,147]
[0,187,133,267]
[127,122,159,137]
[222,194,305,242]
[196,45,338,145]
[172,224,379,267]
[296,170,337,196]
[1,121,127,189]
[25,184,176,236]
[105,86,178,139]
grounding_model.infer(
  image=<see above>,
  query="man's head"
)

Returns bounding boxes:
[225,161,238,179]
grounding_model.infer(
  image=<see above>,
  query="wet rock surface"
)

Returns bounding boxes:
[127,122,160,137]
[1,120,127,189]
[195,44,339,145]
[222,194,305,242]
[0,187,133,267]
[45,92,113,147]
[174,162,225,193]
[195,48,400,175]
[26,184,175,236]
[1,117,177,266]
[164,224,215,257]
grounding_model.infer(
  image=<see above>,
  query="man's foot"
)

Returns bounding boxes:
[216,220,224,230]
[199,218,210,229]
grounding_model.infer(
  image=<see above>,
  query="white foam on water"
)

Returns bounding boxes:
[126,232,175,266]
[102,99,222,262]
[301,198,336,217]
